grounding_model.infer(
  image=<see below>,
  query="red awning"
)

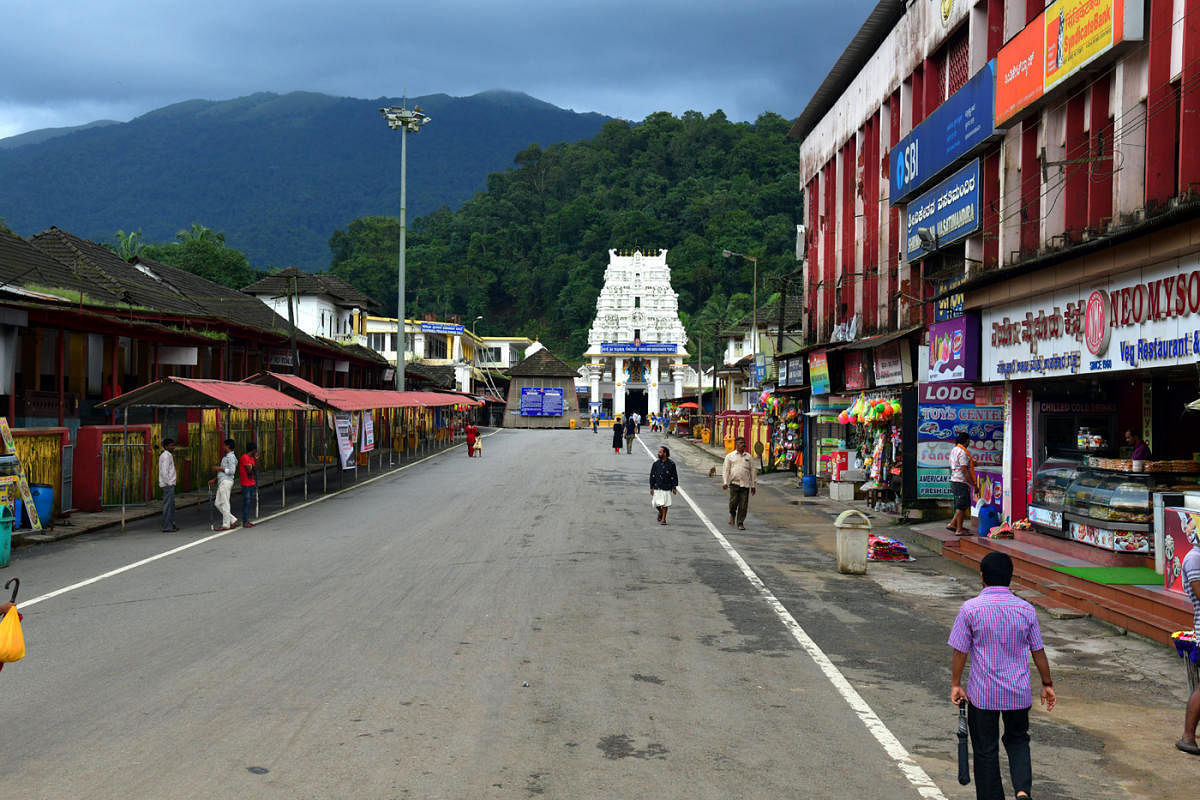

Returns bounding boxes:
[243,372,482,410]
[96,377,313,411]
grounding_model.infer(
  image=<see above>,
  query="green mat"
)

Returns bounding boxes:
[1050,565,1162,585]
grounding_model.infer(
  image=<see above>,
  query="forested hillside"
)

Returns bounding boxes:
[0,90,610,271]
[330,110,801,358]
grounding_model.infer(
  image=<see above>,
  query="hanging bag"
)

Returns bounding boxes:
[0,577,24,663]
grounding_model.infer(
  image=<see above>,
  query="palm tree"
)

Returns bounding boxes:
[113,229,145,260]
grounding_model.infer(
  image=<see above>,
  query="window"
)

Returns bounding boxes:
[634,329,641,342]
[389,333,397,352]
[634,296,641,308]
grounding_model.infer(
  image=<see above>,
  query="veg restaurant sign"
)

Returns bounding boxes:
[981,258,1200,381]
[890,60,997,203]
[995,0,1143,124]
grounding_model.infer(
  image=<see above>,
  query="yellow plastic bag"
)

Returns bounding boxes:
[0,605,25,662]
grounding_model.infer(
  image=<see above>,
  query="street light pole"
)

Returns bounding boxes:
[722,250,759,389]
[380,104,431,391]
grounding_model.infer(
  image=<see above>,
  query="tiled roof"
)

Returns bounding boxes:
[405,361,456,388]
[242,266,378,308]
[0,228,126,306]
[508,347,577,378]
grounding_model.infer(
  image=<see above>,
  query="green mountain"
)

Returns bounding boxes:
[329,110,802,358]
[0,90,610,271]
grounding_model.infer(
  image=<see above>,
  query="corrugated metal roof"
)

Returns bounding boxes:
[97,377,313,410]
[244,372,481,409]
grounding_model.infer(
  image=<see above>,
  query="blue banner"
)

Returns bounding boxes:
[905,160,981,260]
[519,387,564,416]
[889,60,998,203]
[600,343,677,354]
[420,322,465,334]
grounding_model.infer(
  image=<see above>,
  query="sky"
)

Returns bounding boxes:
[0,0,877,139]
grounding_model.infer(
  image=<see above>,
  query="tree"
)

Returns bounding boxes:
[112,229,145,260]
[142,226,259,289]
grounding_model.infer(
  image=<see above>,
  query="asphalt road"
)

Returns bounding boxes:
[0,428,1186,798]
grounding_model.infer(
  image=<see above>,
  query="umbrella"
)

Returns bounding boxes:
[957,700,970,785]
[677,402,700,409]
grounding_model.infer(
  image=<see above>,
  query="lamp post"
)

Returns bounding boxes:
[472,315,483,337]
[380,104,432,391]
[722,250,758,388]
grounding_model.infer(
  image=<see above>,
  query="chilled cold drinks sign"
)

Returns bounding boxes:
[981,258,1200,381]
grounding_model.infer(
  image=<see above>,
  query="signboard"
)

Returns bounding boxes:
[916,382,1004,500]
[334,412,356,469]
[361,413,375,452]
[995,0,1143,125]
[787,356,806,386]
[889,60,998,203]
[420,322,465,334]
[981,258,1200,381]
[873,341,908,386]
[843,350,869,390]
[809,350,830,395]
[600,342,678,354]
[928,314,980,382]
[935,275,967,322]
[159,346,200,366]
[519,387,565,416]
[905,160,981,260]
[777,360,788,387]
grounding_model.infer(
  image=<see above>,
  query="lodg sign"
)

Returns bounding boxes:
[890,60,998,204]
[981,258,1200,380]
[916,382,1005,501]
[905,160,981,260]
[995,0,1144,124]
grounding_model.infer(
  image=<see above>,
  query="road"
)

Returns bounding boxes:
[0,428,1187,799]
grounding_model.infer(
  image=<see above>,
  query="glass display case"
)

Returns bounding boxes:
[1028,457,1080,532]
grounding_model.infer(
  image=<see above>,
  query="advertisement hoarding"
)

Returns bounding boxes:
[889,61,998,203]
[809,351,830,394]
[916,383,1004,501]
[928,314,980,382]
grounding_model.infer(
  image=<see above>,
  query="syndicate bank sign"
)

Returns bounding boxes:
[981,259,1200,380]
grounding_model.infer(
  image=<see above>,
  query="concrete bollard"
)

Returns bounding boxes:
[834,509,871,575]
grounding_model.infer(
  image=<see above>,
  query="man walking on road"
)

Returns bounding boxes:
[949,551,1056,800]
[1175,520,1200,755]
[239,442,258,528]
[650,445,679,525]
[624,415,637,454]
[722,436,756,529]
[210,438,238,530]
[158,438,179,532]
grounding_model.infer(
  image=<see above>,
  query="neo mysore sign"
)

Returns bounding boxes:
[890,60,997,203]
[980,259,1200,380]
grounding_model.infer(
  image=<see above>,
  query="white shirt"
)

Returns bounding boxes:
[158,449,177,488]
[722,449,757,489]
[949,444,972,484]
[218,451,237,484]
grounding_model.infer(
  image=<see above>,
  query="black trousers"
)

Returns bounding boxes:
[968,705,1032,800]
[728,484,750,524]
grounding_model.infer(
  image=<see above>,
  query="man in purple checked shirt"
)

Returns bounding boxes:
[950,552,1056,800]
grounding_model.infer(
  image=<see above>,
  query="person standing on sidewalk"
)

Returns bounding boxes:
[624,415,637,454]
[649,445,679,525]
[949,432,977,535]
[1175,520,1200,754]
[158,438,179,532]
[210,439,238,530]
[949,551,1056,800]
[239,442,258,529]
[611,417,624,454]
[722,436,756,530]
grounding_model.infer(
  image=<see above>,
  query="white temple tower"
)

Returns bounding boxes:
[582,249,689,418]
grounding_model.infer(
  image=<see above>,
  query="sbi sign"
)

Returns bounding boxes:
[889,60,998,204]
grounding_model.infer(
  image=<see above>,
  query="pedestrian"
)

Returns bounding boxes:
[948,431,977,535]
[949,551,1055,800]
[612,416,625,454]
[465,421,479,457]
[1125,428,1153,461]
[634,412,641,433]
[722,435,756,529]
[209,438,238,530]
[158,438,179,532]
[592,414,598,434]
[624,414,637,454]
[649,445,679,525]
[1176,517,1200,755]
[239,442,258,528]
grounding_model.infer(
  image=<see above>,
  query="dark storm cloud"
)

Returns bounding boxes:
[0,0,875,136]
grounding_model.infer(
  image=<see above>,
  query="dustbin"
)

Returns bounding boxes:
[27,484,53,529]
[0,503,13,568]
[835,509,872,575]
[802,474,818,496]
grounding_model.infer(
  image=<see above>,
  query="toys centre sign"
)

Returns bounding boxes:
[981,259,1200,380]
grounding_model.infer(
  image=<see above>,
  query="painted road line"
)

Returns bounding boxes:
[645,438,947,799]
[17,436,495,610]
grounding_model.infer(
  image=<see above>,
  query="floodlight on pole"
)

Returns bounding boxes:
[722,249,759,389]
[380,104,432,391]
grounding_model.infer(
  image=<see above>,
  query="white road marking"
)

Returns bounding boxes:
[16,437,489,609]
[643,438,948,800]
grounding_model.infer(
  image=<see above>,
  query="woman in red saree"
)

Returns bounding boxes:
[465,421,479,457]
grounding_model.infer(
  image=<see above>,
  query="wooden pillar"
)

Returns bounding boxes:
[57,328,65,427]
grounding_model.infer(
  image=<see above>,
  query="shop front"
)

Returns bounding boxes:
[978,256,1200,562]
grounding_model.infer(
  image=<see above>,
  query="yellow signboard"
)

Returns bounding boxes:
[1044,0,1120,90]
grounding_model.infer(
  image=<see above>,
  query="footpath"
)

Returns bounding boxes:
[668,430,1194,646]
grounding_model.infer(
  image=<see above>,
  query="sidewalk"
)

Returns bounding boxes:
[667,431,1192,644]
